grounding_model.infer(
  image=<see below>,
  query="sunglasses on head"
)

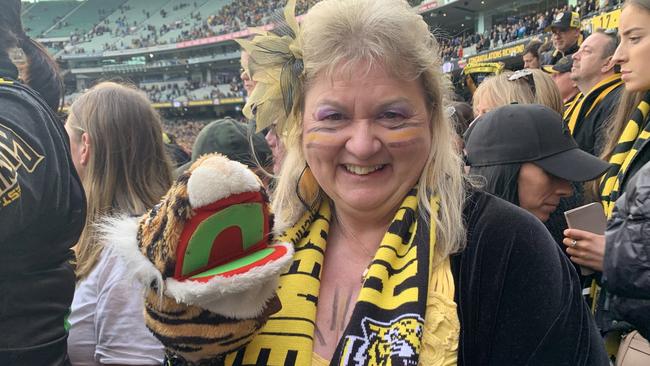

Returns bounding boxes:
[508,69,536,96]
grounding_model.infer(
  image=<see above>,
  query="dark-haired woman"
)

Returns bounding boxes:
[465,104,609,234]
[0,1,85,365]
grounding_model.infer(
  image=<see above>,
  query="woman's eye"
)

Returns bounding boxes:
[315,110,345,121]
[379,111,405,120]
[630,36,641,44]
[324,113,344,121]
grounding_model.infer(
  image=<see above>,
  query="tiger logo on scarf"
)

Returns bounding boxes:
[100,154,293,364]
[341,314,424,366]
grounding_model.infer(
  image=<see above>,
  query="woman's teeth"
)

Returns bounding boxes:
[343,164,384,175]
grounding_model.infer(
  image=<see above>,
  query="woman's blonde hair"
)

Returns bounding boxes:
[67,82,173,280]
[473,69,563,114]
[272,0,467,260]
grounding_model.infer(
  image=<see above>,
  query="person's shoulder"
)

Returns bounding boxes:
[94,247,136,289]
[600,82,623,106]
[539,48,556,65]
[463,190,557,259]
[621,160,650,215]
[0,78,44,110]
[634,160,650,189]
[0,80,55,133]
[465,190,547,236]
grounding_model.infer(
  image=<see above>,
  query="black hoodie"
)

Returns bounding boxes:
[0,56,85,366]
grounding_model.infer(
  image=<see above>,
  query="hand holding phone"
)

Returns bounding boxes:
[564,202,607,275]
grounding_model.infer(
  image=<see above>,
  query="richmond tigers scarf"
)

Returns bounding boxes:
[224,189,457,366]
[563,74,623,134]
[600,92,650,217]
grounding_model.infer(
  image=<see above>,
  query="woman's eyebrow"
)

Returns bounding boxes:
[314,99,347,111]
[622,27,644,37]
[374,98,414,111]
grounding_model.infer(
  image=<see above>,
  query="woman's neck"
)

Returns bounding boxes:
[329,205,394,255]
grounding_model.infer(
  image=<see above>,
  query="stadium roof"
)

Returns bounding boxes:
[423,0,548,36]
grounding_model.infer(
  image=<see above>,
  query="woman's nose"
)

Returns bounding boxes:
[344,121,382,160]
[555,179,573,197]
[612,43,627,65]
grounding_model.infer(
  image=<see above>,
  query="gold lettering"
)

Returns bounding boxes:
[467,43,526,64]
[0,123,45,201]
[0,151,17,194]
[0,124,44,173]
[2,186,21,206]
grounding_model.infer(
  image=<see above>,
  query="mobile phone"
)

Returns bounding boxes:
[564,202,607,276]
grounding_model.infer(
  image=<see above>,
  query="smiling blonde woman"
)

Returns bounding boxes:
[111,0,610,364]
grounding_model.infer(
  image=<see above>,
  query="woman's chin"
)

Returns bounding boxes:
[331,188,406,220]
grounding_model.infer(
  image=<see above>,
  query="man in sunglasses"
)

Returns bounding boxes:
[565,29,623,156]
[542,11,582,66]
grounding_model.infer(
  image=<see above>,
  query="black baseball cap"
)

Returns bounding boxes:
[542,55,573,74]
[549,11,581,31]
[465,104,610,182]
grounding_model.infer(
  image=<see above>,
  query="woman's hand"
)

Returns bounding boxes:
[563,229,605,272]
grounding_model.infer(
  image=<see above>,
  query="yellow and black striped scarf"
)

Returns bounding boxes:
[225,190,455,365]
[563,74,623,134]
[600,92,650,217]
[563,93,581,114]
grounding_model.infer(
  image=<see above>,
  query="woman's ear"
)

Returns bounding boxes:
[80,133,91,166]
[602,56,616,74]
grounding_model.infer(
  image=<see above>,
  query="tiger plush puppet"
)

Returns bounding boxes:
[100,153,294,364]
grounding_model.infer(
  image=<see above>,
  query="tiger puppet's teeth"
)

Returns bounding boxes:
[100,153,294,363]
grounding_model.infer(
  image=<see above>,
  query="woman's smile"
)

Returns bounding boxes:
[302,62,432,218]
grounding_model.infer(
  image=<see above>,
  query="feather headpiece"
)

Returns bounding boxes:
[236,0,303,133]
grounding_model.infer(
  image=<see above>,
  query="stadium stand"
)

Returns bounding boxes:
[22,1,79,38]
[439,6,568,61]
[74,0,170,53]
[64,0,318,54]
[24,0,622,148]
[45,0,126,38]
[18,0,622,156]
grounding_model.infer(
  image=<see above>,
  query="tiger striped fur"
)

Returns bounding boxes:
[100,154,293,364]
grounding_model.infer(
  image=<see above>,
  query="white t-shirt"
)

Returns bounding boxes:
[68,248,164,365]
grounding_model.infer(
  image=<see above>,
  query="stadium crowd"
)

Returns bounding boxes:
[65,0,320,54]
[438,0,623,61]
[64,75,244,107]
[162,118,214,151]
[440,6,569,60]
[3,0,650,365]
[142,77,245,103]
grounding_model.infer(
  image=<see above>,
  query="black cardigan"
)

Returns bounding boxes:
[452,191,609,365]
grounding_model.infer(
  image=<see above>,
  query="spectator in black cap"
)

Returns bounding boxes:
[543,55,580,107]
[175,117,272,186]
[542,11,582,65]
[465,104,609,243]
